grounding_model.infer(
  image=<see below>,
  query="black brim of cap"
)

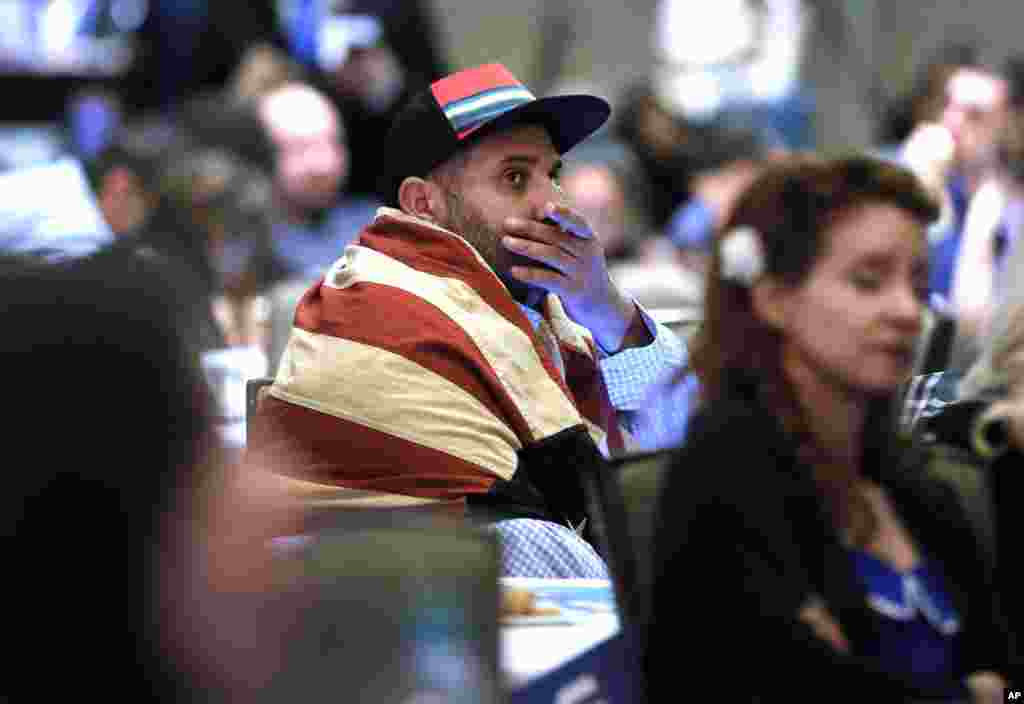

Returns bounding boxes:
[463,93,611,155]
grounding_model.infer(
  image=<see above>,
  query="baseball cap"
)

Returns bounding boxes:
[382,63,611,206]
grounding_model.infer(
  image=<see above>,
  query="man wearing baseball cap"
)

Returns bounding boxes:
[248,64,691,575]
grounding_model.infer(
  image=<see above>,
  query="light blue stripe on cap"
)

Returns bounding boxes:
[443,86,535,133]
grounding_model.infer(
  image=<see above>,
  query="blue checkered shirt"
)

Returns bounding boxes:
[509,300,693,578]
[492,519,610,579]
[519,300,694,453]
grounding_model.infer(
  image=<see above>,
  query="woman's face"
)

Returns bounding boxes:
[771,203,929,397]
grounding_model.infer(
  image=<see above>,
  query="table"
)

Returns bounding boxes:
[499,577,622,689]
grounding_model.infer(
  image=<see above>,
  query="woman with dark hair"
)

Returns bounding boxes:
[644,156,1017,702]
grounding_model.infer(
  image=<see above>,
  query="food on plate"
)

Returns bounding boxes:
[500,587,561,618]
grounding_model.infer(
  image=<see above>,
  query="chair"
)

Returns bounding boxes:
[245,375,275,448]
[913,307,957,376]
[266,522,504,703]
[575,448,673,704]
[606,451,673,640]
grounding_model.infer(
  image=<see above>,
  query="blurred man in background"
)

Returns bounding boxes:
[929,63,1011,301]
[255,81,379,287]
[0,113,182,259]
[281,0,449,200]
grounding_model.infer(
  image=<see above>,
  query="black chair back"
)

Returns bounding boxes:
[576,448,674,704]
[245,375,274,447]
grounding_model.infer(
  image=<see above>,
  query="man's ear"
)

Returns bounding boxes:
[751,276,790,331]
[398,177,446,223]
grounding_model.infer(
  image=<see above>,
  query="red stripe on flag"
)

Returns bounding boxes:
[249,395,499,499]
[358,223,575,401]
[294,279,536,442]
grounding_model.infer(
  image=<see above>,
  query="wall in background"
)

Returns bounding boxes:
[431,0,1023,153]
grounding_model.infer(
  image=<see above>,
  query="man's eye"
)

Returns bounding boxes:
[850,271,882,291]
[505,170,527,188]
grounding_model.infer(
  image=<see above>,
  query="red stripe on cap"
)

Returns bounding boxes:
[430,63,523,110]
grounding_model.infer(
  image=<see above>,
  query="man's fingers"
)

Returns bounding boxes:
[503,236,575,273]
[544,203,593,239]
[502,219,585,257]
[509,264,567,291]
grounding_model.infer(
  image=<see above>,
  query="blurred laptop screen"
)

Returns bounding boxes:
[0,0,146,77]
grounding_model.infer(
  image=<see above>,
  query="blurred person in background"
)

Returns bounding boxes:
[0,112,184,259]
[252,80,383,373]
[651,0,814,150]
[875,42,981,154]
[874,54,1013,371]
[255,80,379,287]
[945,61,1024,369]
[908,233,1024,653]
[176,40,309,138]
[80,113,187,238]
[138,145,274,316]
[659,122,788,275]
[123,0,282,112]
[926,60,1011,303]
[557,131,655,266]
[646,155,1017,702]
[614,51,794,239]
[127,144,277,450]
[3,248,302,701]
[554,125,707,320]
[218,40,310,110]
[953,288,1024,648]
[177,77,381,374]
[661,156,765,277]
[280,0,449,200]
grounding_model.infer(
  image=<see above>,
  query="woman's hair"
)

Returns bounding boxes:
[693,154,938,402]
[691,154,938,541]
[3,249,218,699]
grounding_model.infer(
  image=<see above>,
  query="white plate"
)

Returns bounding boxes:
[500,613,578,627]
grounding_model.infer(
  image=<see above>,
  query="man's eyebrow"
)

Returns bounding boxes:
[499,155,541,166]
[499,156,563,173]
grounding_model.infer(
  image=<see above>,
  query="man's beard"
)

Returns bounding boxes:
[441,190,545,306]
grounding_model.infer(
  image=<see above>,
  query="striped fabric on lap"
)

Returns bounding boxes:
[252,393,498,498]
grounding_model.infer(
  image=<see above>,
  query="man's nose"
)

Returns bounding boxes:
[888,284,924,334]
[532,181,567,219]
[941,105,965,136]
[310,146,342,173]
